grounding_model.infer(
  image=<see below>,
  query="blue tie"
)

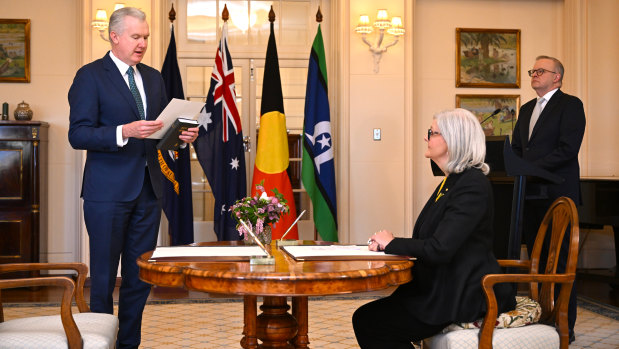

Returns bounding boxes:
[127,67,145,119]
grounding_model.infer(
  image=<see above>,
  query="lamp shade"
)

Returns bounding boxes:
[92,9,109,30]
[387,16,405,36]
[355,15,373,34]
[94,9,108,22]
[374,9,390,29]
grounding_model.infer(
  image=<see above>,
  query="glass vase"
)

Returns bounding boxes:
[244,225,272,246]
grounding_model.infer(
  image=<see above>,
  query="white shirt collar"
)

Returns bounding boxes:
[539,88,558,103]
[109,51,136,76]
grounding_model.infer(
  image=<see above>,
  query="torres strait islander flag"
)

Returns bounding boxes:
[301,23,338,242]
[251,8,298,240]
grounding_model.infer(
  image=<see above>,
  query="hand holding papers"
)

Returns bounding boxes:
[147,98,205,139]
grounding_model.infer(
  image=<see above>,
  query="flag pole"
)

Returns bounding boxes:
[314,6,322,242]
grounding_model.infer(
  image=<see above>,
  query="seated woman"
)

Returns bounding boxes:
[353,108,516,348]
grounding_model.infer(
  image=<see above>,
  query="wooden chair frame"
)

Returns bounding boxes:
[0,263,91,349]
[478,197,579,349]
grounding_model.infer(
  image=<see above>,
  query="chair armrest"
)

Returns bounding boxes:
[497,259,531,269]
[476,273,576,349]
[0,263,89,312]
[0,277,83,349]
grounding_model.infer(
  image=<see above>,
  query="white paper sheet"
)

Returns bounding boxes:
[282,245,406,258]
[147,98,205,139]
[150,246,268,259]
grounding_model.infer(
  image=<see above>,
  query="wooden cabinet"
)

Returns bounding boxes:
[0,121,48,266]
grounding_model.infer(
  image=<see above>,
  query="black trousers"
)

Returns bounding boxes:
[352,295,449,349]
[523,198,577,336]
[85,169,161,349]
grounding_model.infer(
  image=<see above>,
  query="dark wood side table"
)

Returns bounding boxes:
[0,121,48,271]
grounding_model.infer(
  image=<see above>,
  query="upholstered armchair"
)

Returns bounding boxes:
[425,196,579,349]
[0,263,118,349]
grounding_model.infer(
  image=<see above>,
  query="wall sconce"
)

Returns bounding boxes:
[355,9,405,73]
[91,3,126,42]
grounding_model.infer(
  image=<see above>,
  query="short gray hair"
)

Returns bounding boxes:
[536,55,564,84]
[108,7,146,40]
[434,108,489,175]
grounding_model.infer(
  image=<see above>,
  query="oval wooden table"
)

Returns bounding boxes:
[137,241,414,349]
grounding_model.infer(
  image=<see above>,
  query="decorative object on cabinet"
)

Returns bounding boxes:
[456,94,520,137]
[0,19,30,83]
[13,100,33,121]
[456,28,520,88]
[0,120,48,271]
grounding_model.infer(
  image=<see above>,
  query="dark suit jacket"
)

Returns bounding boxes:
[385,168,515,325]
[68,52,168,202]
[511,89,586,202]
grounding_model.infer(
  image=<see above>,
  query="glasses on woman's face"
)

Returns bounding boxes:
[427,128,441,140]
[527,68,556,77]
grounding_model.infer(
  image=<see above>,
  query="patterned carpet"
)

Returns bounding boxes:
[3,295,619,348]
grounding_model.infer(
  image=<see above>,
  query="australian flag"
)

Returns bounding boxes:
[159,24,194,245]
[193,21,246,241]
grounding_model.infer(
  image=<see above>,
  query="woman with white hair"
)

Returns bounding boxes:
[354,108,516,348]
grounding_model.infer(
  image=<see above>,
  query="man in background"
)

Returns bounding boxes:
[68,7,197,348]
[511,55,586,343]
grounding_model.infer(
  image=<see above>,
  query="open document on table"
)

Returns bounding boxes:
[281,245,415,261]
[149,246,268,261]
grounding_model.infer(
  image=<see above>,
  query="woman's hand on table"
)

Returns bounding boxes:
[367,230,394,251]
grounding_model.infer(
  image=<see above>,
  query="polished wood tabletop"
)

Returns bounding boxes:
[137,241,414,349]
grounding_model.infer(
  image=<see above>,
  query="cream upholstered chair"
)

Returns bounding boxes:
[0,263,118,349]
[425,196,579,349]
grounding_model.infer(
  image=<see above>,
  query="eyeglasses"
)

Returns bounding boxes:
[427,128,441,139]
[527,68,556,77]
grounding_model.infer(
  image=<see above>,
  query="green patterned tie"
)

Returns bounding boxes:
[127,67,145,119]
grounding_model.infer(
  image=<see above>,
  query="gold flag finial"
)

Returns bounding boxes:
[316,6,323,23]
[268,6,275,23]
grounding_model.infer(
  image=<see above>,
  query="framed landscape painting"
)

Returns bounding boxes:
[0,19,30,83]
[456,94,520,137]
[456,28,520,88]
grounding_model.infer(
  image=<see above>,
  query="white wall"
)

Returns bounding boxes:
[412,0,566,220]
[585,0,619,177]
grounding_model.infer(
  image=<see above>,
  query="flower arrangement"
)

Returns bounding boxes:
[230,181,289,244]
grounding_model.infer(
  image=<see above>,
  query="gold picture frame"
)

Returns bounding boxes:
[0,19,31,83]
[456,94,520,137]
[456,28,520,88]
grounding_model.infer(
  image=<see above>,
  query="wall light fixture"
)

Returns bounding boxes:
[355,9,405,73]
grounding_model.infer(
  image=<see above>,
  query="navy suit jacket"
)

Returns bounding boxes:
[385,169,515,325]
[68,52,168,202]
[511,89,586,203]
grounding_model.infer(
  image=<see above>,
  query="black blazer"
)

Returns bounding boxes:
[511,89,586,202]
[385,168,515,325]
[68,52,168,202]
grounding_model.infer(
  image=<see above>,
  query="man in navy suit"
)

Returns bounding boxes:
[511,55,586,343]
[68,7,197,349]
